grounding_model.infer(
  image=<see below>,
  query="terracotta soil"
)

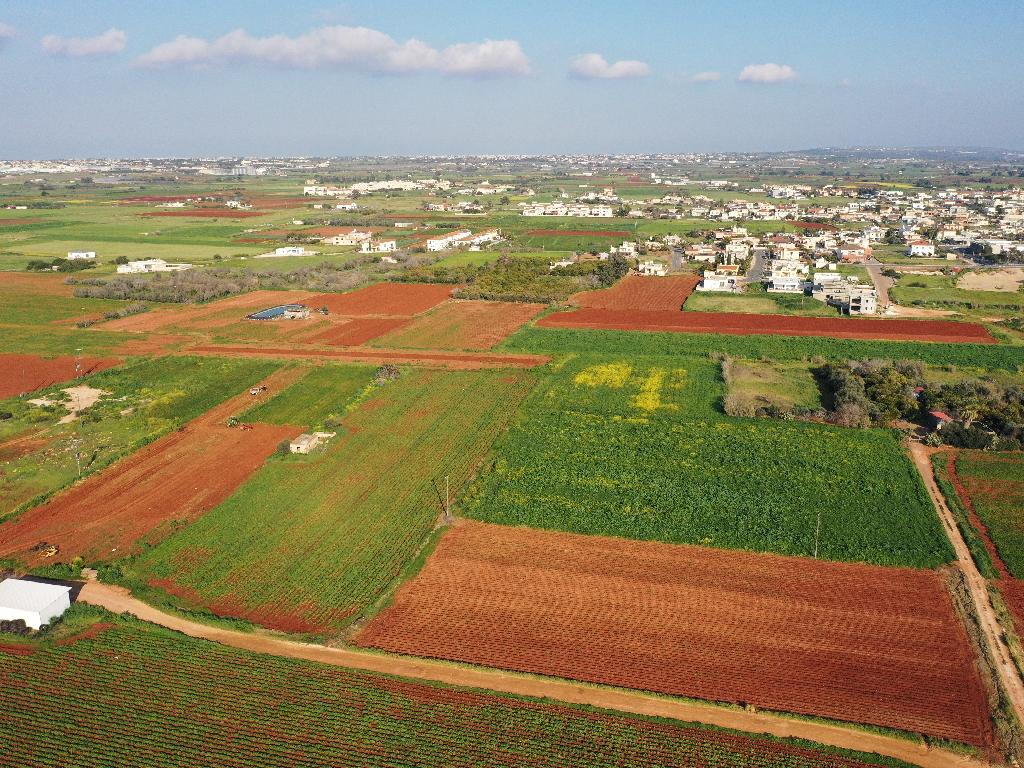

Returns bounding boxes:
[140,210,266,218]
[0,217,42,227]
[539,307,996,343]
[356,520,992,747]
[526,229,631,237]
[371,301,545,350]
[569,274,700,311]
[0,432,48,462]
[0,354,121,399]
[186,344,550,369]
[308,283,455,317]
[0,370,300,564]
[302,317,410,346]
[0,272,74,296]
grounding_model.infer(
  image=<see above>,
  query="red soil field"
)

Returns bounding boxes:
[187,344,550,369]
[0,354,120,399]
[0,371,300,565]
[539,307,996,343]
[0,272,73,296]
[372,300,545,350]
[303,317,410,346]
[570,274,700,311]
[242,196,310,210]
[0,217,42,227]
[140,210,266,218]
[0,432,48,462]
[526,229,630,237]
[308,283,455,317]
[357,520,992,747]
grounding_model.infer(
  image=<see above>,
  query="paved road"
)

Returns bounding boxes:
[908,442,1024,725]
[78,580,991,768]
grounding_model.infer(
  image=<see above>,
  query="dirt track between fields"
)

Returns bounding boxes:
[184,344,550,369]
[77,580,991,768]
[908,442,1024,729]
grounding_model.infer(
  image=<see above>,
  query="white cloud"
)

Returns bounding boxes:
[0,22,15,41]
[738,62,797,84]
[135,25,531,77]
[690,71,721,83]
[42,27,127,57]
[569,53,649,80]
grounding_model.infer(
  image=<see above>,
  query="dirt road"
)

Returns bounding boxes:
[908,442,1024,723]
[865,260,893,309]
[78,580,990,768]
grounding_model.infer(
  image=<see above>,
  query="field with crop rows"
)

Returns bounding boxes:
[502,326,1024,370]
[359,521,990,745]
[130,367,538,634]
[0,356,279,516]
[464,354,952,567]
[569,274,700,310]
[955,451,1024,577]
[370,300,545,350]
[240,363,373,426]
[0,614,916,768]
[0,353,121,399]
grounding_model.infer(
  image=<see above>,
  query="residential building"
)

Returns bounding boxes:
[67,251,96,260]
[426,230,472,251]
[115,259,192,274]
[638,260,667,276]
[907,240,936,257]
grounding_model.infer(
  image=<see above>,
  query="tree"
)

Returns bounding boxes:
[595,253,630,287]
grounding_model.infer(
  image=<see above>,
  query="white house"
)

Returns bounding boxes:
[323,230,372,246]
[116,259,192,274]
[0,578,71,630]
[67,251,96,261]
[696,271,740,292]
[275,246,305,256]
[638,260,667,276]
[289,431,336,454]
[361,239,398,253]
[767,277,804,293]
[907,240,936,257]
[426,230,472,251]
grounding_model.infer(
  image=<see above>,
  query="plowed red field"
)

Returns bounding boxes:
[526,229,630,237]
[0,217,42,227]
[539,307,996,343]
[357,520,991,746]
[0,272,73,295]
[304,318,410,346]
[308,283,455,317]
[569,274,700,311]
[370,301,545,350]
[0,354,121,399]
[101,291,315,333]
[187,344,550,369]
[0,371,300,564]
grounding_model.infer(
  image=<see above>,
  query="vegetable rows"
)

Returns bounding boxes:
[0,618,917,768]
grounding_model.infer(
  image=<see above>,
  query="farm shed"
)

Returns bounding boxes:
[289,431,336,454]
[0,578,71,630]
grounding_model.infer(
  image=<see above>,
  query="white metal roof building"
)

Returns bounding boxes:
[0,578,72,630]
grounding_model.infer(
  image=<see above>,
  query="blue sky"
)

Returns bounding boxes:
[1,0,1022,157]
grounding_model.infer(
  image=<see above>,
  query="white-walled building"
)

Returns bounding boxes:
[426,230,472,251]
[907,240,936,257]
[116,259,192,274]
[638,260,667,276]
[275,246,305,256]
[67,251,96,261]
[0,578,71,630]
[361,239,398,253]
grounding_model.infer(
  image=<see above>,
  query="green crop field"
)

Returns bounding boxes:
[502,326,1024,370]
[0,356,278,517]
[240,363,374,427]
[464,354,953,568]
[0,324,130,355]
[0,291,128,325]
[0,611,912,768]
[724,358,823,412]
[684,289,837,317]
[129,367,538,635]
[955,451,1024,577]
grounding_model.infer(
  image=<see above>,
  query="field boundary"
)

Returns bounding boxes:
[77,580,988,768]
[183,344,551,369]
